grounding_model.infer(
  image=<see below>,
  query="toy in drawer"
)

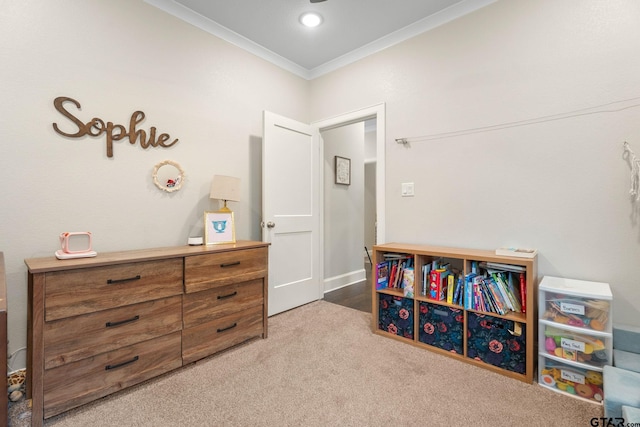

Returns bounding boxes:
[541,325,610,368]
[541,295,610,332]
[538,357,604,403]
[467,312,526,374]
[418,302,463,354]
[378,294,413,339]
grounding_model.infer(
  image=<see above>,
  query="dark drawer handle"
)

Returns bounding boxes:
[107,275,141,284]
[220,261,240,268]
[106,315,140,328]
[217,323,237,333]
[105,355,139,371]
[217,291,238,300]
[485,320,505,329]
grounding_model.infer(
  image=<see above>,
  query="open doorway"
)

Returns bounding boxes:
[316,104,384,313]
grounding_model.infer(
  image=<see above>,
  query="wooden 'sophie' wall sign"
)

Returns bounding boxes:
[52,96,179,158]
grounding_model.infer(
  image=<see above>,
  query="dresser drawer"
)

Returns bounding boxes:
[184,247,267,293]
[44,295,182,369]
[182,304,263,364]
[43,331,182,419]
[45,259,183,321]
[183,279,263,329]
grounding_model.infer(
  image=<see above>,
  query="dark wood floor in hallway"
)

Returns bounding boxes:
[323,263,372,313]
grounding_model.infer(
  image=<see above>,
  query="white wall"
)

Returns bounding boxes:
[322,123,366,291]
[4,0,640,374]
[310,0,640,326]
[0,0,309,370]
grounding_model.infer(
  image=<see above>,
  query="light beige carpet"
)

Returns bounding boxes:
[15,300,602,426]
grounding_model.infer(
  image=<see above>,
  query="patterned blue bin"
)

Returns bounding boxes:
[467,312,526,374]
[378,293,414,339]
[418,302,464,354]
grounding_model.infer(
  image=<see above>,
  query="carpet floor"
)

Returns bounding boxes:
[11,300,603,426]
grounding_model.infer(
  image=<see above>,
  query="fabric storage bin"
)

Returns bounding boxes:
[418,301,463,354]
[467,312,526,374]
[539,357,604,403]
[378,293,414,339]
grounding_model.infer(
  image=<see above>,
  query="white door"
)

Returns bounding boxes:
[262,111,321,316]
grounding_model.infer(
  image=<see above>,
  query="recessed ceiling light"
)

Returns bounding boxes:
[300,12,323,28]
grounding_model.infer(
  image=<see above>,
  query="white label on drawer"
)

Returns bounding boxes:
[560,302,585,315]
[560,369,585,384]
[561,337,586,352]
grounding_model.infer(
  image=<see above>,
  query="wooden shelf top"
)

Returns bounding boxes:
[25,240,269,273]
[374,242,536,265]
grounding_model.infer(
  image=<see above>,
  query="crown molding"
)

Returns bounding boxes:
[145,0,496,81]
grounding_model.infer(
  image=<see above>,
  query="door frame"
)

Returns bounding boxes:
[312,103,386,299]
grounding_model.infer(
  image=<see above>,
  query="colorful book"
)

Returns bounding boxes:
[491,272,514,312]
[376,261,390,290]
[446,273,455,303]
[519,272,527,314]
[453,276,463,305]
[464,273,476,309]
[429,268,448,301]
[422,264,432,296]
[402,267,415,297]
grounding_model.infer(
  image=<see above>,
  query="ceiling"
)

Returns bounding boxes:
[145,0,494,80]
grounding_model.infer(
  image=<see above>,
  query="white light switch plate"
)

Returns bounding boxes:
[401,182,414,197]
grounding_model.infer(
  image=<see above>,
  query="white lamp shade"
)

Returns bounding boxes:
[210,175,240,202]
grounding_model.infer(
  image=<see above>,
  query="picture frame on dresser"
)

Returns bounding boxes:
[204,211,235,244]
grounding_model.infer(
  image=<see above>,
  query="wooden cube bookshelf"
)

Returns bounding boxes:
[371,242,537,383]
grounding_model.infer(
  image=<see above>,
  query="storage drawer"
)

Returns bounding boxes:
[43,331,182,418]
[182,304,263,364]
[44,295,182,369]
[467,312,526,374]
[540,325,610,368]
[184,247,268,293]
[539,277,612,333]
[45,259,183,321]
[183,279,263,329]
[538,356,604,403]
[378,293,414,339]
[418,302,463,354]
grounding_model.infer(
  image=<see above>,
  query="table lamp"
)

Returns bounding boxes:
[209,175,240,213]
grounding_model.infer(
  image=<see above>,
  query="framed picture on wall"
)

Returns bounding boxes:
[204,211,236,244]
[335,156,351,185]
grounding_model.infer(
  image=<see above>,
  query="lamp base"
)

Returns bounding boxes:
[217,200,232,213]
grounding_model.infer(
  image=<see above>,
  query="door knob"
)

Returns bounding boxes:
[266,221,275,228]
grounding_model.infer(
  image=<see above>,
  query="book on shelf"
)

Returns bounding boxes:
[453,276,464,305]
[519,272,527,314]
[490,272,515,312]
[483,261,526,273]
[446,274,455,304]
[429,268,448,301]
[472,275,484,311]
[485,277,507,315]
[376,261,390,290]
[402,267,415,297]
[495,247,537,258]
[421,263,432,296]
[381,255,414,290]
[464,273,476,310]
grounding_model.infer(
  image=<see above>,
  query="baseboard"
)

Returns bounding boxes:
[324,268,366,293]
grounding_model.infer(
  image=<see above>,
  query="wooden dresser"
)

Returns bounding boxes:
[25,241,268,426]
